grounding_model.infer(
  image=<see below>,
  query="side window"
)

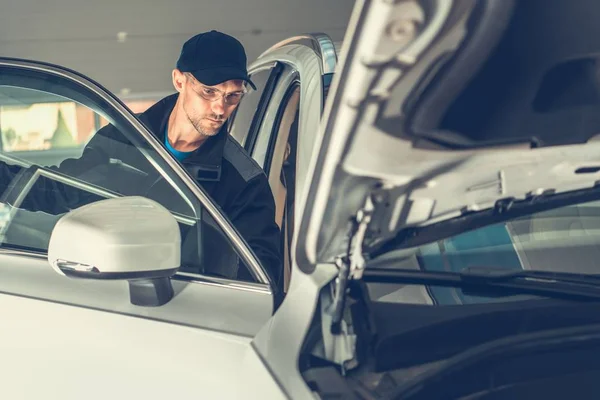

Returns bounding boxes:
[0,92,160,167]
[253,84,300,174]
[0,65,263,285]
[0,89,88,167]
[229,64,280,148]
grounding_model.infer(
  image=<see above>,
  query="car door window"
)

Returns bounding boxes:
[255,83,300,177]
[229,63,282,149]
[0,88,87,167]
[0,63,264,285]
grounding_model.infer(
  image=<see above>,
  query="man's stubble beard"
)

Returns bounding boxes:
[184,105,224,138]
[192,118,223,137]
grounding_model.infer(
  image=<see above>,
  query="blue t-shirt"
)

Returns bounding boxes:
[164,127,193,161]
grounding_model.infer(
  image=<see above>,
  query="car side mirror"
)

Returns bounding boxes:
[47,196,181,307]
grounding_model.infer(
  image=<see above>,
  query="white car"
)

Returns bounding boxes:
[3,0,600,399]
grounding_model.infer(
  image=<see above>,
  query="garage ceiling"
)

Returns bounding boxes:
[1,0,354,97]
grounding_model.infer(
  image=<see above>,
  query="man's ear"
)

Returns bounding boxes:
[172,69,186,93]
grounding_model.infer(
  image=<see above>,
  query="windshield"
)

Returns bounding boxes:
[369,198,600,305]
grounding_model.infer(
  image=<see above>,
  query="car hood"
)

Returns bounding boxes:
[296,0,600,269]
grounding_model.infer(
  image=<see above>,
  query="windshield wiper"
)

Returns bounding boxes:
[363,267,600,301]
[459,266,600,285]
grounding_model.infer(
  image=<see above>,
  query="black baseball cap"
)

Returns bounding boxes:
[176,30,256,90]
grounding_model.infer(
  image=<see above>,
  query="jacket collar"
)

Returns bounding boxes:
[139,93,227,181]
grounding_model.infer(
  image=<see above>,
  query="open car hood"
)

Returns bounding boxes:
[296,0,600,269]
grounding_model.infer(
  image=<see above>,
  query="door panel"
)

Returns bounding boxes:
[0,60,272,282]
[0,292,284,399]
[0,59,274,358]
[0,253,273,336]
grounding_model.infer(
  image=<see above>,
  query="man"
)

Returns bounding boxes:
[138,30,282,288]
[2,31,283,290]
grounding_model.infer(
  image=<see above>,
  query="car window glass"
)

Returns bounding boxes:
[229,68,273,147]
[254,84,300,174]
[0,65,260,284]
[413,200,600,304]
[0,91,87,166]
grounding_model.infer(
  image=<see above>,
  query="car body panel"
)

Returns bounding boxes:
[253,264,338,399]
[0,252,273,337]
[0,292,285,399]
[258,33,338,75]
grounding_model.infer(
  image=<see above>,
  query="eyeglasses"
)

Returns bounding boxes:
[185,73,248,105]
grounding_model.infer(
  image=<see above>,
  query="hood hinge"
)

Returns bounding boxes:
[330,195,374,334]
[318,195,376,373]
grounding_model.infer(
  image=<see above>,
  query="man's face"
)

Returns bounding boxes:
[175,70,245,137]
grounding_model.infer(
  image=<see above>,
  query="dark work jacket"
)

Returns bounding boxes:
[1,94,282,291]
